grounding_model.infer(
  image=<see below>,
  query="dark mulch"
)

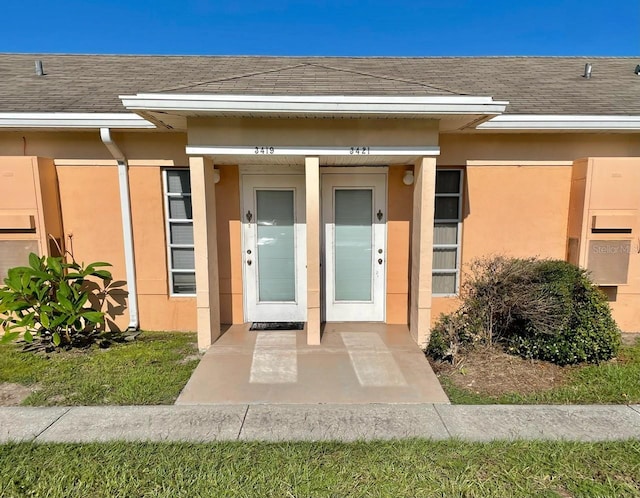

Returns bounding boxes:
[430,345,573,398]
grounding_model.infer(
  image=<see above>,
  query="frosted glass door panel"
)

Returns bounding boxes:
[256,190,295,302]
[334,189,373,301]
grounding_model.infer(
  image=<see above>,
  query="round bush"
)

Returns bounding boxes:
[506,260,621,365]
[426,257,621,365]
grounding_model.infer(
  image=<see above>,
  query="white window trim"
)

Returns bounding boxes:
[162,169,196,297]
[433,168,464,297]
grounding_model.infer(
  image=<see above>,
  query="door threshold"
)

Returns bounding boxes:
[249,322,305,331]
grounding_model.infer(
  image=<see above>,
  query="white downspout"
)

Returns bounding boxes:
[100,127,139,331]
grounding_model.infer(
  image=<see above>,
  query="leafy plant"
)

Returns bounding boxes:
[0,253,118,351]
[428,256,621,365]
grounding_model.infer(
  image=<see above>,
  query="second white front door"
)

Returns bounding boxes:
[242,174,307,322]
[322,172,387,322]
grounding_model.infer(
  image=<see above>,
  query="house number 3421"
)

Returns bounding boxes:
[350,146,370,155]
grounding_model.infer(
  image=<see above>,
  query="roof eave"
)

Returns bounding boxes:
[478,115,640,132]
[119,93,509,118]
[0,113,156,130]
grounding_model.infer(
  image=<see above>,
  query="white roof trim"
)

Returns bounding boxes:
[0,113,156,129]
[186,145,440,156]
[478,115,640,131]
[121,93,508,116]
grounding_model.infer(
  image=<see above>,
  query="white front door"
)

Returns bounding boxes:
[242,174,307,322]
[322,172,387,322]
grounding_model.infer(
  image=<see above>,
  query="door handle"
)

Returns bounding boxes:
[378,258,383,265]
[247,260,252,266]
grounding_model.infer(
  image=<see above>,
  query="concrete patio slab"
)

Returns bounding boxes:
[0,407,69,442]
[35,405,246,443]
[239,404,450,441]
[435,405,640,442]
[176,323,449,405]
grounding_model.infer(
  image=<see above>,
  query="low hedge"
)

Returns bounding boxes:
[427,257,621,366]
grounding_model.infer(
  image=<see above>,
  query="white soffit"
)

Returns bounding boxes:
[186,145,440,157]
[120,93,509,116]
[477,115,640,131]
[0,113,156,129]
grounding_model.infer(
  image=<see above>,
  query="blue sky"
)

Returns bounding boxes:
[2,0,638,56]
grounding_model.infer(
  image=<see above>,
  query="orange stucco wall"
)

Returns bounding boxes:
[2,129,640,335]
[56,164,130,330]
[129,166,196,331]
[52,161,243,331]
[439,134,640,165]
[215,165,243,324]
[386,165,412,324]
[462,164,573,261]
[0,131,188,164]
[432,163,573,324]
[0,156,62,258]
[566,158,640,332]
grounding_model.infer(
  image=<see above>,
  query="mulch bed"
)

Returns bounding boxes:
[430,345,573,397]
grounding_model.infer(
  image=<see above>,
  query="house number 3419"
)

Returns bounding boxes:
[254,146,275,154]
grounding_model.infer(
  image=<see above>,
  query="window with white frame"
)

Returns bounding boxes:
[163,169,196,295]
[433,169,463,295]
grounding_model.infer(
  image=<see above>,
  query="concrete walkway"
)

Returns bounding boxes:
[177,324,449,404]
[2,404,640,443]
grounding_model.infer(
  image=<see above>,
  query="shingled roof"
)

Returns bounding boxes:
[1,54,639,115]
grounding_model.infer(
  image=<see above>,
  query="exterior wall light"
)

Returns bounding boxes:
[403,169,414,185]
[213,168,221,184]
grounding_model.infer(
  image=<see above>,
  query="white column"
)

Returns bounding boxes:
[410,157,436,348]
[305,157,321,345]
[189,156,221,350]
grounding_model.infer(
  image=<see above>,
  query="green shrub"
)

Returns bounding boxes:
[507,260,621,365]
[0,253,117,351]
[427,257,621,365]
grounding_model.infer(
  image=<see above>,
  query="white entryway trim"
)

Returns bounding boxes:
[187,145,440,156]
[121,93,508,116]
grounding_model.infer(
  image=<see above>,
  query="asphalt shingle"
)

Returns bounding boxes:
[0,54,638,115]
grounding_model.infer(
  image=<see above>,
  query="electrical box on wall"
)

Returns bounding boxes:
[0,157,64,281]
[566,158,639,289]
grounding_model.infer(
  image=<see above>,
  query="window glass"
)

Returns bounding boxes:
[435,197,459,220]
[334,189,373,301]
[256,190,296,302]
[433,248,457,270]
[433,169,463,295]
[173,273,196,294]
[433,224,458,245]
[164,169,195,295]
[168,197,193,220]
[166,170,191,194]
[170,223,194,245]
[435,170,461,194]
[432,274,456,294]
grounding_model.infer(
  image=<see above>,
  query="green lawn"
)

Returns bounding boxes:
[440,339,640,405]
[0,332,200,405]
[1,440,638,497]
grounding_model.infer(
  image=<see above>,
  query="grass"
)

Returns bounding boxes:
[0,332,200,405]
[0,440,639,497]
[440,339,640,405]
